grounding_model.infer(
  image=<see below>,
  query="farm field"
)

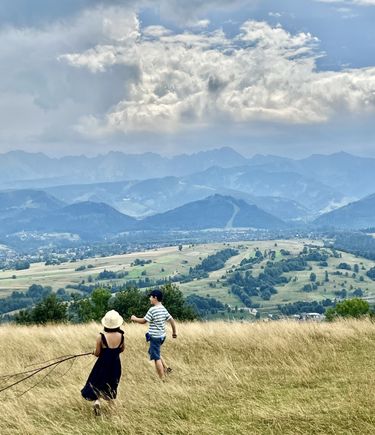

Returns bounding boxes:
[1,239,375,316]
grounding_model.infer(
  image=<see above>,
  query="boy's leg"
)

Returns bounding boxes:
[154,359,164,378]
[160,356,167,370]
[160,356,172,374]
[93,399,101,416]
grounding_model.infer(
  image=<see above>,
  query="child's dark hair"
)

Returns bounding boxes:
[104,327,123,333]
[149,289,163,301]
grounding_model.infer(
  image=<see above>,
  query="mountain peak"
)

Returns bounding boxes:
[142,194,286,231]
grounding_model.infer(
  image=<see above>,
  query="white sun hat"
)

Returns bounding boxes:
[101,310,123,329]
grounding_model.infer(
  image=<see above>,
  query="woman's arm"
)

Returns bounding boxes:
[93,335,102,357]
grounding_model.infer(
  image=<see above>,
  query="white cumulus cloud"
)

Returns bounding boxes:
[59,18,375,137]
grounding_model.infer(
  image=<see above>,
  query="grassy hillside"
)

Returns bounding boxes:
[1,239,375,317]
[0,321,374,434]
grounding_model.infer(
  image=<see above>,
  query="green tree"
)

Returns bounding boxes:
[325,298,370,321]
[70,288,111,322]
[366,267,375,281]
[91,288,112,320]
[110,287,149,320]
[310,272,317,282]
[160,283,197,320]
[15,294,67,324]
[324,271,329,282]
[15,261,30,270]
[111,284,197,321]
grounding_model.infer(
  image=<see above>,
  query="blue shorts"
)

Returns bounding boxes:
[148,336,166,361]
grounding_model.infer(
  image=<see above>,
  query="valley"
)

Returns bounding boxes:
[1,239,375,319]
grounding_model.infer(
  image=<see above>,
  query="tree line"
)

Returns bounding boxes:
[12,284,223,325]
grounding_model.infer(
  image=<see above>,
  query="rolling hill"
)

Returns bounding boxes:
[184,166,345,214]
[141,194,287,230]
[0,201,137,238]
[45,177,309,221]
[314,193,375,229]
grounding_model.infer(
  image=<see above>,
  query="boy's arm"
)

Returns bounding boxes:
[168,318,177,338]
[130,315,147,324]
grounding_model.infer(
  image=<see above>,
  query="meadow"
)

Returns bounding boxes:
[1,239,375,318]
[0,320,374,434]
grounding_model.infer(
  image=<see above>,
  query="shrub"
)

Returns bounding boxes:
[325,298,370,321]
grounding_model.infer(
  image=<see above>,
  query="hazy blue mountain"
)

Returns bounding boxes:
[0,194,286,238]
[184,166,345,214]
[44,175,309,221]
[171,147,247,173]
[0,147,247,188]
[45,180,138,212]
[45,177,213,216]
[0,201,137,239]
[299,152,375,198]
[140,194,287,230]
[1,150,374,206]
[43,202,137,237]
[0,151,61,184]
[247,152,375,199]
[0,189,64,219]
[2,149,374,224]
[314,193,375,229]
[243,195,310,222]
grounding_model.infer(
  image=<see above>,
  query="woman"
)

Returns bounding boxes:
[81,310,125,415]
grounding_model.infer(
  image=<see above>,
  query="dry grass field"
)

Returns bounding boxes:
[0,320,374,434]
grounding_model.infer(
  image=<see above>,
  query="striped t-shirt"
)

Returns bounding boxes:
[144,304,172,338]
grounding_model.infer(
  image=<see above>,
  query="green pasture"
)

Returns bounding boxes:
[1,239,375,316]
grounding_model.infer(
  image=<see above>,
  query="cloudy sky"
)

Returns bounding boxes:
[0,0,375,157]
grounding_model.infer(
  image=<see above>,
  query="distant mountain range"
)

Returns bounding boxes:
[0,148,375,241]
[0,147,247,188]
[247,151,375,199]
[314,193,375,229]
[1,187,375,242]
[0,191,287,239]
[183,166,346,214]
[44,176,310,221]
[0,189,64,217]
[1,149,374,202]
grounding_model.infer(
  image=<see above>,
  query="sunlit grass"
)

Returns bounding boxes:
[0,320,374,434]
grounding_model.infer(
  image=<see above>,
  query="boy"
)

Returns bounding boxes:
[131,289,177,379]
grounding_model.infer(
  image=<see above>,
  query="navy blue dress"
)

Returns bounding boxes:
[81,331,124,401]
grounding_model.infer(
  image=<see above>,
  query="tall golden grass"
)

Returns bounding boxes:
[0,320,374,434]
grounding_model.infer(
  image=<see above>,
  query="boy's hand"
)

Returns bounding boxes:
[130,315,136,321]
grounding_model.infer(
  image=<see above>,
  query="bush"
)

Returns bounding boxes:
[325,298,370,321]
[109,284,197,321]
[15,294,67,324]
[337,263,351,271]
[69,288,111,323]
[366,267,375,281]
[14,261,30,270]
